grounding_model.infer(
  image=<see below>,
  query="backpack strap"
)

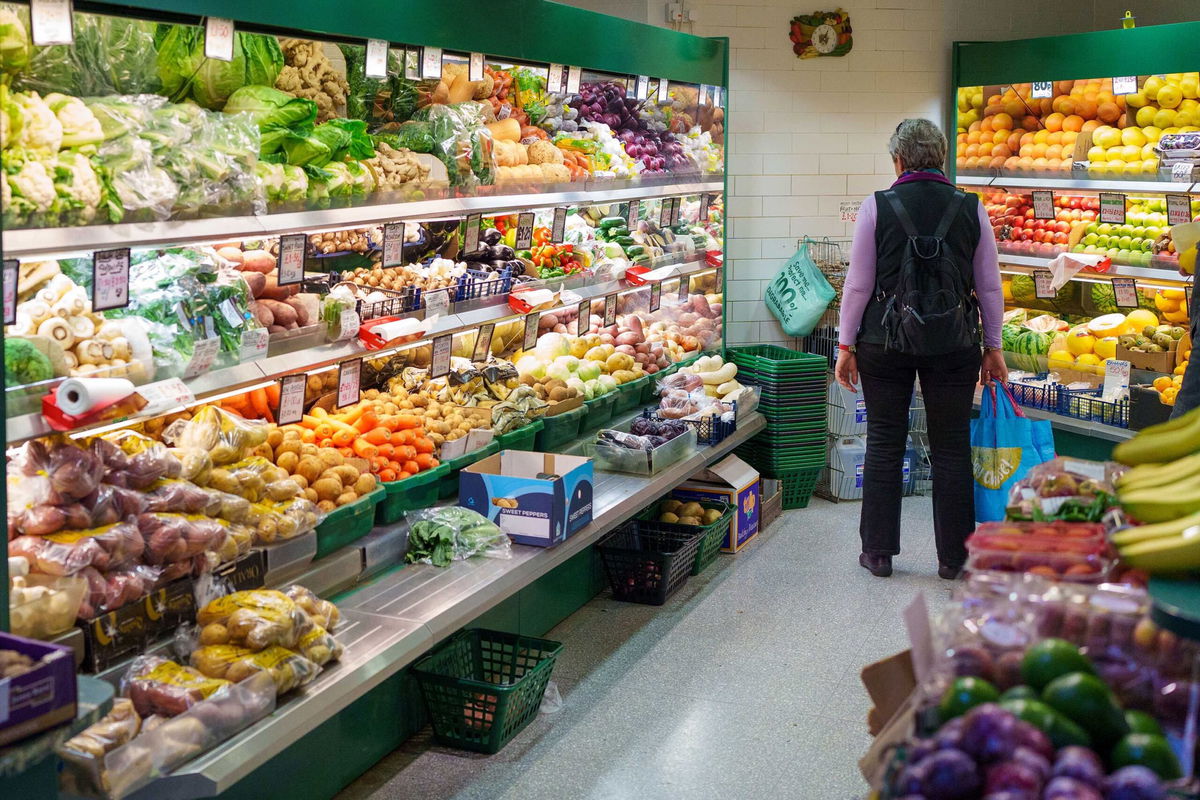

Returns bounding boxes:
[883,188,969,239]
[933,190,968,238]
[881,190,918,238]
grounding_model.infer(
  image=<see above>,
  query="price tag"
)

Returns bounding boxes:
[424,286,451,319]
[1099,192,1127,224]
[277,374,307,425]
[278,233,306,285]
[421,47,443,79]
[515,212,535,250]
[382,221,405,267]
[473,322,494,362]
[671,197,683,226]
[1187,285,1193,315]
[463,213,482,253]
[1031,81,1052,99]
[566,65,582,95]
[138,377,194,414]
[238,327,269,362]
[365,39,389,78]
[469,52,485,82]
[203,17,235,62]
[576,299,590,335]
[1112,75,1138,95]
[430,334,452,378]
[649,281,662,312]
[603,293,617,326]
[92,248,130,311]
[202,316,216,340]
[1032,190,1055,220]
[337,359,361,408]
[30,0,73,46]
[334,308,360,341]
[659,199,672,227]
[1168,194,1193,225]
[678,274,690,301]
[404,48,420,80]
[1172,162,1194,182]
[635,75,649,100]
[715,266,724,288]
[1111,277,1139,308]
[183,337,220,379]
[524,313,540,350]
[657,77,670,104]
[219,298,245,329]
[3,260,18,325]
[626,199,640,228]
[1102,359,1131,401]
[699,193,711,223]
[713,87,723,107]
[547,63,565,94]
[1034,269,1055,299]
[551,207,567,242]
[699,85,711,107]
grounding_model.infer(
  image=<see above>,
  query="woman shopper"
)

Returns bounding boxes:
[835,118,1006,579]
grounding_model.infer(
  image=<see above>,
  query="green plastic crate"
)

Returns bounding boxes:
[496,419,543,451]
[640,374,660,405]
[579,393,616,431]
[439,441,500,500]
[637,497,732,576]
[535,405,584,451]
[376,463,450,524]
[727,344,828,373]
[780,468,823,509]
[314,487,384,560]
[611,376,648,414]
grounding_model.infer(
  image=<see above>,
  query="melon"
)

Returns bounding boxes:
[1025,314,1068,333]
[1001,324,1022,352]
[1088,313,1130,336]
[1003,308,1030,326]
[1125,308,1160,330]
[1090,282,1120,314]
[1011,329,1051,373]
[1010,274,1038,306]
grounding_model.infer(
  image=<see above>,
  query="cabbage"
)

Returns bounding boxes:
[597,375,618,393]
[155,25,283,110]
[535,332,571,361]
[0,7,29,74]
[223,85,317,156]
[554,355,581,373]
[576,361,602,382]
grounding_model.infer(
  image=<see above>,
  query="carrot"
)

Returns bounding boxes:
[265,382,281,409]
[301,429,316,444]
[318,438,334,449]
[353,438,379,459]
[378,416,401,432]
[393,429,415,446]
[415,453,436,470]
[414,437,435,454]
[387,460,404,473]
[251,388,273,423]
[397,445,416,461]
[353,411,378,433]
[338,446,355,458]
[301,414,323,429]
[371,455,389,469]
[395,415,422,430]
[315,422,336,441]
[376,443,395,458]
[397,471,412,480]
[338,404,365,425]
[364,427,390,445]
[332,428,356,447]
[311,406,328,418]
[378,468,397,482]
[403,460,420,475]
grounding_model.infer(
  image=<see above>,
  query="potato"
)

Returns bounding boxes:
[662,499,682,514]
[313,478,343,502]
[296,456,324,485]
[353,473,377,495]
[336,491,358,506]
[276,451,300,474]
[303,488,318,503]
[317,448,344,468]
[200,623,231,646]
[658,512,680,523]
[266,428,284,449]
[679,502,703,519]
[702,508,723,525]
[317,500,337,513]
[677,516,702,526]
[290,474,308,491]
[331,465,359,485]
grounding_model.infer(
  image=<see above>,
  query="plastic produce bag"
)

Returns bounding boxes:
[411,101,494,187]
[122,655,232,718]
[196,589,308,651]
[9,521,144,576]
[18,12,161,97]
[764,240,836,337]
[57,698,142,799]
[284,584,341,631]
[76,563,161,618]
[405,506,510,567]
[1005,457,1124,522]
[164,405,270,466]
[135,513,227,565]
[190,644,320,694]
[970,384,1056,523]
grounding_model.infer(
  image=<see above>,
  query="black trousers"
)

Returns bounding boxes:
[856,342,981,568]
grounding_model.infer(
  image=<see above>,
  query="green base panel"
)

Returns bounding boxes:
[1052,428,1116,461]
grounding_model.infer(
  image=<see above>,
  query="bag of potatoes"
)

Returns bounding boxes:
[190,644,320,694]
[196,589,307,651]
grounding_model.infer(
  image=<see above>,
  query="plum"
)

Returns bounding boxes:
[993,651,1025,690]
[1052,746,1105,788]
[920,749,981,800]
[1011,722,1054,761]
[1009,746,1051,781]
[960,704,1019,763]
[984,761,1044,794]
[893,759,931,796]
[908,738,936,764]
[982,793,1036,800]
[1043,776,1103,800]
[952,646,997,682]
[1105,766,1165,800]
[935,716,967,751]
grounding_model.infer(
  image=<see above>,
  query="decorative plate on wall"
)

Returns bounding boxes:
[790,9,852,58]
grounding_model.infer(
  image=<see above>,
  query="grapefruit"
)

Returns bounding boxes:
[1066,328,1096,356]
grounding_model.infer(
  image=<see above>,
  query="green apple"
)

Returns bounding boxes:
[1118,235,1134,249]
[1133,226,1147,238]
[1131,237,1145,251]
[1083,232,1099,245]
[1086,223,1100,235]
[1098,223,1114,236]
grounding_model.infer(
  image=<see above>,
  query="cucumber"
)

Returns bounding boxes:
[607,226,630,238]
[625,245,646,257]
[598,216,626,230]
[615,236,636,248]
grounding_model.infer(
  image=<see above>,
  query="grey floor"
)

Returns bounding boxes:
[336,495,952,800]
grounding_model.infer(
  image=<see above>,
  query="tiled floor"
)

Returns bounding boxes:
[337,495,953,800]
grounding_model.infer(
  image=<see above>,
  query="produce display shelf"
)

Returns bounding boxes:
[1148,576,1200,643]
[994,253,1186,284]
[0,676,114,780]
[3,179,725,260]
[971,394,1135,442]
[126,411,765,800]
[953,176,1197,194]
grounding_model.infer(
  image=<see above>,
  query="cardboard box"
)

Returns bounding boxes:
[673,455,760,552]
[0,632,77,746]
[460,450,594,547]
[545,394,583,415]
[1117,339,1176,373]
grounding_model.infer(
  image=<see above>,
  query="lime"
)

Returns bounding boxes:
[1021,638,1095,690]
[1125,710,1164,736]
[1112,733,1182,779]
[938,676,999,722]
[1000,685,1038,702]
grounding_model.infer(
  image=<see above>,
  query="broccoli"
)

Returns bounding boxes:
[5,337,54,387]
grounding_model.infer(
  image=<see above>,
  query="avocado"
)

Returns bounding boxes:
[938,676,999,722]
[1124,710,1164,736]
[999,685,1038,702]
[1112,733,1182,779]
[999,698,1091,749]
[1041,672,1130,747]
[1020,638,1095,691]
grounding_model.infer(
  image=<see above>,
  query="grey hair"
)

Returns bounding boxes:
[888,118,947,171]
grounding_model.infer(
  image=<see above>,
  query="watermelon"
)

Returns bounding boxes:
[1010,274,1037,306]
[1091,282,1119,314]
[1002,324,1022,351]
[1010,329,1051,373]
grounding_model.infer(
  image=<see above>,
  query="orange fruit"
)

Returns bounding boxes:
[1047,131,1064,145]
[1075,98,1099,119]
[978,141,994,156]
[1045,112,1065,131]
[989,156,1006,168]
[1002,102,1024,119]
[1063,114,1084,132]
[1033,157,1050,169]
[1031,142,1048,158]
[1060,97,1077,115]
[1046,144,1063,159]
[1020,132,1035,146]
[1017,156,1035,170]
[1081,119,1101,133]
[1004,156,1020,170]
[967,130,982,144]
[993,143,1012,158]
[1046,157,1062,168]
[1007,132,1023,151]
[980,117,994,133]
[991,129,1009,144]
[1021,115,1039,130]
[965,156,981,168]
[965,144,980,157]
[1033,129,1051,144]
[1097,101,1121,123]
[969,120,982,133]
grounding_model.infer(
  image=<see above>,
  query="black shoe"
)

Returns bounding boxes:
[859,552,893,577]
[938,563,964,580]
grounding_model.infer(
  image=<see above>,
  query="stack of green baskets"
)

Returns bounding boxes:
[726,344,828,510]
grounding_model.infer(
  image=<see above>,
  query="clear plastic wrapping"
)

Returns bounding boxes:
[121,655,232,718]
[1004,457,1124,522]
[9,521,144,575]
[76,563,161,618]
[195,589,308,651]
[164,405,271,466]
[405,506,510,567]
[189,644,320,694]
[135,513,227,566]
[284,584,341,631]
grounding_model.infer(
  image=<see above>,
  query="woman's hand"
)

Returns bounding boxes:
[835,350,859,392]
[981,348,1008,385]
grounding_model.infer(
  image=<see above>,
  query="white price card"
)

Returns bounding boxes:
[278,234,306,286]
[1168,194,1193,226]
[576,299,590,335]
[277,374,307,425]
[463,213,482,253]
[183,337,220,380]
[699,193,711,223]
[334,308,360,341]
[551,207,567,242]
[547,63,565,94]
[404,48,419,80]
[1034,269,1055,299]
[839,199,861,223]
[649,281,662,312]
[660,199,672,227]
[657,77,670,104]
[2,260,17,325]
[515,212,535,250]
[1099,192,1127,224]
[1172,162,1194,182]
[202,315,216,340]
[1111,277,1140,308]
[92,248,130,312]
[699,85,711,107]
[425,286,451,319]
[365,39,389,78]
[635,75,649,100]
[566,65,582,95]
[626,199,640,228]
[678,274,690,301]
[421,46,443,79]
[469,52,485,82]
[1031,81,1053,99]
[1112,75,1139,95]
[382,221,405,267]
[219,298,245,329]
[204,17,235,62]
[713,87,723,107]
[603,293,617,326]
[524,313,540,350]
[430,334,452,378]
[138,377,194,414]
[1103,359,1131,401]
[238,327,269,362]
[337,359,361,408]
[473,322,494,362]
[672,197,683,226]
[30,0,73,46]
[715,266,724,288]
[1032,190,1055,220]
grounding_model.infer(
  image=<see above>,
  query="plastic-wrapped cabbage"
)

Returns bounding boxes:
[18,12,160,96]
[254,161,308,207]
[222,85,317,157]
[0,6,29,74]
[412,101,494,187]
[155,25,283,111]
[324,160,374,201]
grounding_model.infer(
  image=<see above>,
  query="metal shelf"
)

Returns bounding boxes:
[2,178,725,260]
[957,175,1197,194]
[973,396,1134,442]
[996,252,1190,284]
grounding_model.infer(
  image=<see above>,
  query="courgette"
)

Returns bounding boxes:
[598,216,626,230]
[615,236,636,248]
[625,244,646,256]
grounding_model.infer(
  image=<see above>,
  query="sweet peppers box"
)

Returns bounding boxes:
[673,455,760,552]
[460,450,594,547]
[0,631,77,746]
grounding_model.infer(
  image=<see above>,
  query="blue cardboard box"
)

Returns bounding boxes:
[459,450,594,547]
[673,455,761,553]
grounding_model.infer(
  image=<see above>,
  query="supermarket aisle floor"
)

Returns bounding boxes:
[337,496,952,800]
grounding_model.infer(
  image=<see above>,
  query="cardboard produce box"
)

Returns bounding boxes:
[1117,339,1176,373]
[673,455,760,553]
[460,451,594,547]
[0,631,77,746]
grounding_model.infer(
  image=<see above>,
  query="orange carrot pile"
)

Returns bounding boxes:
[284,403,440,483]
[220,384,281,423]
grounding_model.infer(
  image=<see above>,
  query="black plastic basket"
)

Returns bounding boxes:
[411,628,563,754]
[595,522,704,605]
[637,408,735,446]
[637,497,733,575]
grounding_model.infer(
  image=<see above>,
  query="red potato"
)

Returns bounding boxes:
[615,331,642,347]
[616,345,636,356]
[599,334,615,346]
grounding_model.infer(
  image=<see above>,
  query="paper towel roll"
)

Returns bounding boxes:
[57,377,136,415]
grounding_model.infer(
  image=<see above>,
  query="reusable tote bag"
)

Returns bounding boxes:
[970,384,1056,522]
[764,240,836,337]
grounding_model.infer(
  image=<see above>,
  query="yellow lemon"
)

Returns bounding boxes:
[1154,375,1173,392]
[1122,127,1148,147]
[1180,247,1197,275]
[1154,108,1178,129]
[1142,126,1163,143]
[1145,76,1166,100]
[1094,337,1119,359]
[1066,328,1096,356]
[1135,106,1158,127]
[1088,145,1107,162]
[1048,350,1075,370]
[1158,84,1184,109]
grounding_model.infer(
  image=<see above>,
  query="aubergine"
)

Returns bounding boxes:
[488,244,515,261]
[481,228,502,246]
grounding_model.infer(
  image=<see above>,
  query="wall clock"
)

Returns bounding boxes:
[790,10,852,58]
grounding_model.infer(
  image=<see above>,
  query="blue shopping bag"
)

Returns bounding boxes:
[970,384,1055,522]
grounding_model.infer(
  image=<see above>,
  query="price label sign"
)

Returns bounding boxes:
[1099,192,1127,224]
[515,212,535,250]
[1172,162,1194,182]
[671,197,683,226]
[635,75,649,100]
[523,313,540,350]
[1103,359,1131,401]
[713,87,723,108]
[566,66,581,94]
[277,374,307,425]
[649,281,662,312]
[1031,81,1053,99]
[678,274,690,301]
[337,359,362,408]
[699,85,711,107]
[203,17,235,61]
[469,52,485,82]
[1187,285,1193,316]
[1034,269,1055,299]
[473,323,494,362]
[1112,75,1139,95]
[183,337,220,379]
[138,378,194,414]
[334,308,360,341]
[1111,277,1140,308]
[551,207,567,242]
[699,193,711,223]
[659,199,672,227]
[382,221,406,267]
[603,293,617,326]
[430,334,452,378]
[404,48,419,80]
[3,260,18,325]
[365,39,389,78]
[657,77,670,104]
[715,266,724,288]
[421,46,443,79]
[576,299,590,335]
[30,0,73,46]
[239,327,269,362]
[424,286,451,319]
[626,199,640,228]
[463,213,482,253]
[547,63,565,94]
[1168,194,1193,225]
[278,233,306,285]
[1032,190,1055,220]
[92,248,130,311]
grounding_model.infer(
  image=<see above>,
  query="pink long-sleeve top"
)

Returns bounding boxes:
[838,191,1004,349]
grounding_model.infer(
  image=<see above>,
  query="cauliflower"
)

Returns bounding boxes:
[527,139,564,165]
[45,93,103,149]
[0,8,29,74]
[4,155,56,225]
[51,151,102,224]
[13,91,63,155]
[276,39,348,123]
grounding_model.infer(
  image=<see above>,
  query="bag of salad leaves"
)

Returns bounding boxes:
[17,12,160,96]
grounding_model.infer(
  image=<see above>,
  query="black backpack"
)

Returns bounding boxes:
[877,189,980,356]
